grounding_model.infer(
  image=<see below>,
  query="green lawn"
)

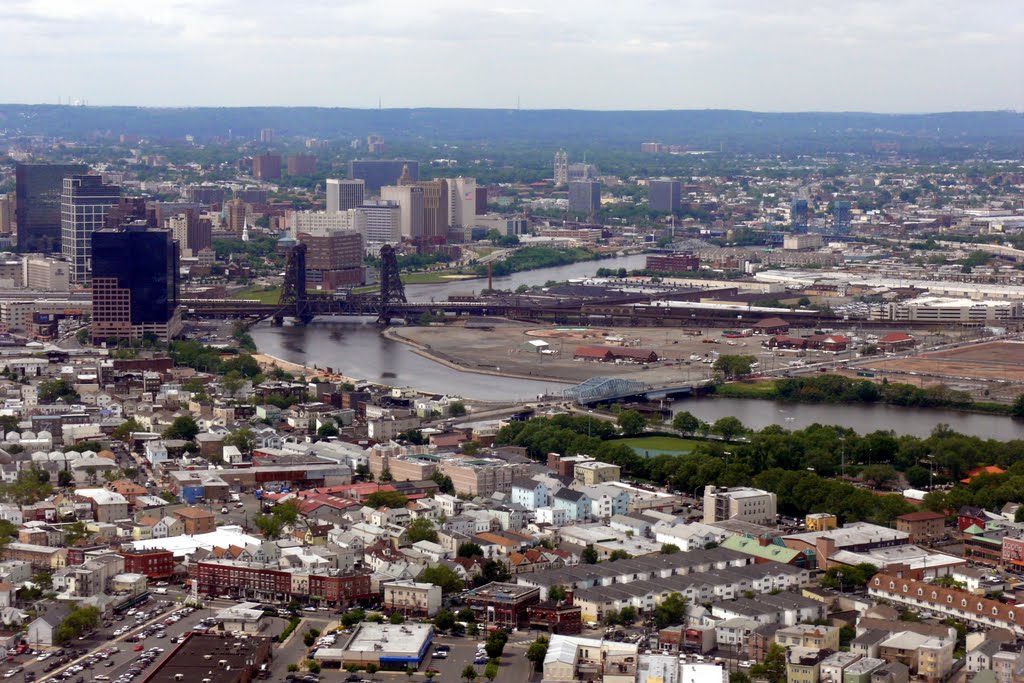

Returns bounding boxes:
[714,380,779,398]
[620,435,700,456]
[231,285,282,303]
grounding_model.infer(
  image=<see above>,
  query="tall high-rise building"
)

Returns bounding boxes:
[568,181,601,216]
[475,187,489,216]
[61,175,121,283]
[348,160,419,193]
[380,185,425,238]
[554,150,568,186]
[186,186,226,206]
[287,154,316,176]
[367,135,386,153]
[226,199,248,237]
[447,177,477,229]
[253,154,282,180]
[416,179,449,241]
[259,128,274,144]
[326,179,365,212]
[833,200,852,234]
[91,224,180,343]
[297,230,365,289]
[791,199,809,230]
[0,194,13,234]
[15,162,88,252]
[648,179,681,213]
[356,201,402,244]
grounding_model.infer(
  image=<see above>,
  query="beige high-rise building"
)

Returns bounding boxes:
[226,198,247,237]
[415,179,449,241]
[23,255,70,291]
[0,194,13,234]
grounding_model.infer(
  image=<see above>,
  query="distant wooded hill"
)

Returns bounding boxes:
[1,105,1021,153]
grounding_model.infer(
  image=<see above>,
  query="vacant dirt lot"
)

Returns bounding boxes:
[858,341,1024,403]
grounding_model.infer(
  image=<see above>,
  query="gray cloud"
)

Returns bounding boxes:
[0,0,1021,111]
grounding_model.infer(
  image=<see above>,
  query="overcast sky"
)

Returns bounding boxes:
[2,0,1022,112]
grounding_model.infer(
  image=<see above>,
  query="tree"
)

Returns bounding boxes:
[461,665,478,683]
[731,673,752,683]
[548,586,567,602]
[661,544,680,555]
[431,470,455,494]
[457,607,475,623]
[478,559,512,585]
[111,417,143,442]
[63,521,91,546]
[365,663,379,676]
[458,542,484,558]
[365,490,408,508]
[163,416,199,441]
[317,423,339,439]
[484,661,499,681]
[255,515,284,540]
[672,411,701,436]
[221,370,245,397]
[448,401,467,417]
[711,416,746,442]
[1013,393,1024,419]
[418,564,464,594]
[750,643,786,683]
[389,613,405,624]
[713,354,757,379]
[38,379,80,404]
[485,630,508,659]
[0,520,15,553]
[57,470,74,487]
[407,517,439,544]
[55,605,101,643]
[341,609,365,627]
[618,605,637,625]
[434,609,456,631]
[618,410,646,436]
[653,592,688,629]
[526,636,549,671]
[581,545,599,564]
[224,428,256,455]
[608,549,633,562]
[307,661,321,674]
[861,464,899,489]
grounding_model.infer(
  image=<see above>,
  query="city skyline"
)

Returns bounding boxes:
[2,0,1021,112]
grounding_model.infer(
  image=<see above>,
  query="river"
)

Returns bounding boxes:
[250,253,1024,439]
[403,252,649,301]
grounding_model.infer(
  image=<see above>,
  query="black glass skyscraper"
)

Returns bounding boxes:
[91,224,179,341]
[16,162,88,252]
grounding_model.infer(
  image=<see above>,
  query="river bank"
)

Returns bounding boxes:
[712,377,1017,417]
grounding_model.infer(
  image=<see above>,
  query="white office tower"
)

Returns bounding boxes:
[60,174,119,283]
[288,209,357,238]
[554,150,568,185]
[326,179,365,213]
[355,201,402,244]
[380,185,425,238]
[447,177,477,229]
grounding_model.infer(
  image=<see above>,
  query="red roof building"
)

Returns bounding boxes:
[805,334,850,352]
[752,317,791,335]
[879,332,916,352]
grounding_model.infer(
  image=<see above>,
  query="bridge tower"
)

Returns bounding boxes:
[378,244,407,324]
[276,240,313,325]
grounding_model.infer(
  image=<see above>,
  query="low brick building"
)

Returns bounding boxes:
[895,511,946,544]
[527,591,582,634]
[119,549,175,580]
